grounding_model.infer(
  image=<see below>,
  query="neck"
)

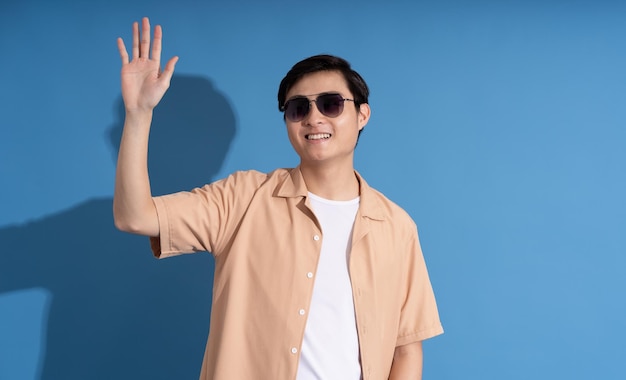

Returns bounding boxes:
[300,161,360,200]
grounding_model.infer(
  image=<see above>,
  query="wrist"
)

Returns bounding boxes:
[124,108,154,123]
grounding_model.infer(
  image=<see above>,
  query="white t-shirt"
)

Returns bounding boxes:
[297,192,361,380]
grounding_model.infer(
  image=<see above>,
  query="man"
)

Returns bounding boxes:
[114,17,443,380]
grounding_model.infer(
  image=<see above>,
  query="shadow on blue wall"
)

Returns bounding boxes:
[0,74,236,379]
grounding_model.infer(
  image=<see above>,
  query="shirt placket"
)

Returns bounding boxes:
[286,203,324,379]
[350,215,374,379]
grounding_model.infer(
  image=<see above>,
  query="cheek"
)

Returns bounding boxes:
[285,125,300,145]
[340,118,362,136]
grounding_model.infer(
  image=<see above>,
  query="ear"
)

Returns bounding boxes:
[357,103,371,131]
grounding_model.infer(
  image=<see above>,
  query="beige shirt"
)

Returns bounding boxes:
[150,167,443,380]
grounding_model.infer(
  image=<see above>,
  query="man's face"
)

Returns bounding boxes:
[284,70,370,168]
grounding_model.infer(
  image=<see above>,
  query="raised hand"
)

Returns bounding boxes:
[113,17,177,237]
[117,17,178,112]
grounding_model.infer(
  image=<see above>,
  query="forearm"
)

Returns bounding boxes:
[388,341,423,380]
[113,110,159,236]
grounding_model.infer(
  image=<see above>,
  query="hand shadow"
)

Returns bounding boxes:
[0,74,236,380]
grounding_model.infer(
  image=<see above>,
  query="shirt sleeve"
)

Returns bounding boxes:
[396,227,444,346]
[149,170,267,259]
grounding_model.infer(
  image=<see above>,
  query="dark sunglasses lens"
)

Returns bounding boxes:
[285,98,309,122]
[317,94,345,117]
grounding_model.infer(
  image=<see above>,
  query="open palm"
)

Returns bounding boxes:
[117,17,178,112]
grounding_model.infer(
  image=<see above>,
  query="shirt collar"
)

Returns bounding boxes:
[276,166,386,221]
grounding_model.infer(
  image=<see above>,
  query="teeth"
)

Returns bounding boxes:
[307,133,331,140]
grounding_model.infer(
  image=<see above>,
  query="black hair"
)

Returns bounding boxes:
[277,54,369,112]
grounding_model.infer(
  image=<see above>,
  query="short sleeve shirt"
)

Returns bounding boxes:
[150,167,443,380]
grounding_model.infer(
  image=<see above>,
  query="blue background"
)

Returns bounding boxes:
[1,0,624,379]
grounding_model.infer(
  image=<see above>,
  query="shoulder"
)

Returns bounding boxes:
[212,168,291,186]
[367,187,416,227]
[200,168,294,196]
[358,175,416,231]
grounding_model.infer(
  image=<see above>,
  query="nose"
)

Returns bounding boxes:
[303,100,325,125]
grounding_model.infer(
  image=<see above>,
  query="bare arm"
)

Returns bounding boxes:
[388,341,423,380]
[113,17,178,236]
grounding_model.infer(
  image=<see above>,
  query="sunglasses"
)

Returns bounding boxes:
[282,93,354,122]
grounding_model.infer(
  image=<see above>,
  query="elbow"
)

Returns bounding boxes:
[113,216,151,235]
[113,212,135,233]
[113,207,144,234]
[112,199,158,236]
[113,218,131,233]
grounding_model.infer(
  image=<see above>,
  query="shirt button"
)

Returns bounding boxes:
[291,347,298,354]
[307,272,313,279]
[313,235,320,241]
[299,309,306,315]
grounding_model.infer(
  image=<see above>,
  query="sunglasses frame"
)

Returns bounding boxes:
[282,93,355,122]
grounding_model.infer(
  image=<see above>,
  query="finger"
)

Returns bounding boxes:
[131,21,139,60]
[117,37,129,65]
[152,25,163,66]
[140,17,151,59]
[160,56,179,84]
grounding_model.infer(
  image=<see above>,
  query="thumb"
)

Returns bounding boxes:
[160,56,179,84]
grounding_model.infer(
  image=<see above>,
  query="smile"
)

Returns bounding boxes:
[306,133,331,140]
